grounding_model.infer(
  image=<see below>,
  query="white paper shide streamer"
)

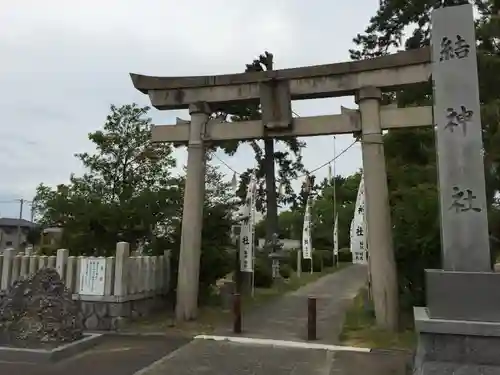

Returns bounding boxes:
[302,196,313,260]
[350,175,367,264]
[239,173,257,272]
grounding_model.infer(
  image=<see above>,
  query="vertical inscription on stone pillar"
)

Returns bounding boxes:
[432,4,490,271]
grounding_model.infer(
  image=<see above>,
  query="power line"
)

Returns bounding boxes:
[0,199,32,204]
[211,107,358,181]
[295,140,358,179]
[211,153,239,175]
[212,139,358,181]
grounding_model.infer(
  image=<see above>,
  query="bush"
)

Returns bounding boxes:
[315,249,334,268]
[287,249,299,270]
[338,248,352,263]
[198,246,235,301]
[38,244,58,256]
[279,263,292,279]
[312,251,323,272]
[166,244,236,305]
[254,258,273,288]
[286,249,328,272]
[294,251,323,272]
[391,183,441,310]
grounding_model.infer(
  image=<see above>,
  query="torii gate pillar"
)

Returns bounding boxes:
[176,101,210,321]
[356,86,399,331]
[129,46,432,327]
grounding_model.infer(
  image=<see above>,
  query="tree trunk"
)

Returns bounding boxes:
[264,139,279,244]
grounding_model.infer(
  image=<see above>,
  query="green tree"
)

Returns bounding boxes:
[32,103,237,302]
[277,210,303,239]
[350,0,500,314]
[32,104,179,255]
[254,173,362,250]
[217,52,307,244]
[255,210,303,240]
[166,161,238,302]
[384,128,441,309]
[311,173,361,250]
[350,0,500,201]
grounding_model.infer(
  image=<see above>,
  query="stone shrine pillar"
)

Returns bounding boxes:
[356,87,399,331]
[175,102,210,321]
[414,4,500,374]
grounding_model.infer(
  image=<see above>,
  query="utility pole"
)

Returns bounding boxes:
[332,136,338,267]
[16,198,24,250]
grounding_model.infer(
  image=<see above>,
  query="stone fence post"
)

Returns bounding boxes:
[1,248,15,290]
[164,250,171,292]
[56,249,69,279]
[114,242,130,296]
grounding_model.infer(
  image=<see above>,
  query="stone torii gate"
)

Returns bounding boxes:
[130,48,433,326]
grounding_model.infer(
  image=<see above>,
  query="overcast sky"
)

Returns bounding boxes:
[0,0,378,219]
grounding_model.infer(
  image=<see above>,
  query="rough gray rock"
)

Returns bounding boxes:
[0,268,83,348]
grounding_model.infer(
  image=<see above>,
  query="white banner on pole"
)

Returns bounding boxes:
[333,213,339,256]
[239,221,253,272]
[350,175,367,264]
[239,173,257,272]
[302,196,312,260]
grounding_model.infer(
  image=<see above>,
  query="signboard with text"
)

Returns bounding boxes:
[79,257,106,296]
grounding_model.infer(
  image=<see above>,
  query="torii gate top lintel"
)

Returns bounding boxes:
[130,47,431,111]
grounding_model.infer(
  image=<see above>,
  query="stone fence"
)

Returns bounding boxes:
[0,242,172,331]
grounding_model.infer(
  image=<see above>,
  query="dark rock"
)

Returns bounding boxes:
[0,268,83,348]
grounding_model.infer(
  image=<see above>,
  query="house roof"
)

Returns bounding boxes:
[0,218,37,228]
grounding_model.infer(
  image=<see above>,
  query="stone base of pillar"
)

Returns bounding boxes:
[413,307,500,374]
[425,269,500,322]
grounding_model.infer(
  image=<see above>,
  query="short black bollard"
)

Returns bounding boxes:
[233,293,242,334]
[307,297,317,341]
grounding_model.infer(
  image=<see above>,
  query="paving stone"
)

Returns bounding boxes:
[0,334,190,375]
[136,339,413,375]
[329,349,413,375]
[135,339,331,375]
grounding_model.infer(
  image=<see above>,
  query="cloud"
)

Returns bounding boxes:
[0,0,377,218]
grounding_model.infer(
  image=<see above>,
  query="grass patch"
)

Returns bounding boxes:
[122,263,349,335]
[339,288,416,350]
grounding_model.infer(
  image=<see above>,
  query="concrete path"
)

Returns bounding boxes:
[133,264,413,375]
[218,264,368,344]
[0,265,409,375]
[134,339,412,375]
[0,335,190,375]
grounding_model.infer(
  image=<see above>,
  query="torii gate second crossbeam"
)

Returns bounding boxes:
[130,47,433,328]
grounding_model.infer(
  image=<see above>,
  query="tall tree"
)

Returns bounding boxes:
[349,0,500,320]
[217,52,306,244]
[32,103,237,302]
[254,173,362,250]
[311,174,362,250]
[350,0,500,201]
[32,104,179,255]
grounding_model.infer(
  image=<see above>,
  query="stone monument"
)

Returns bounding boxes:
[0,268,83,348]
[413,4,500,374]
[267,233,286,279]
